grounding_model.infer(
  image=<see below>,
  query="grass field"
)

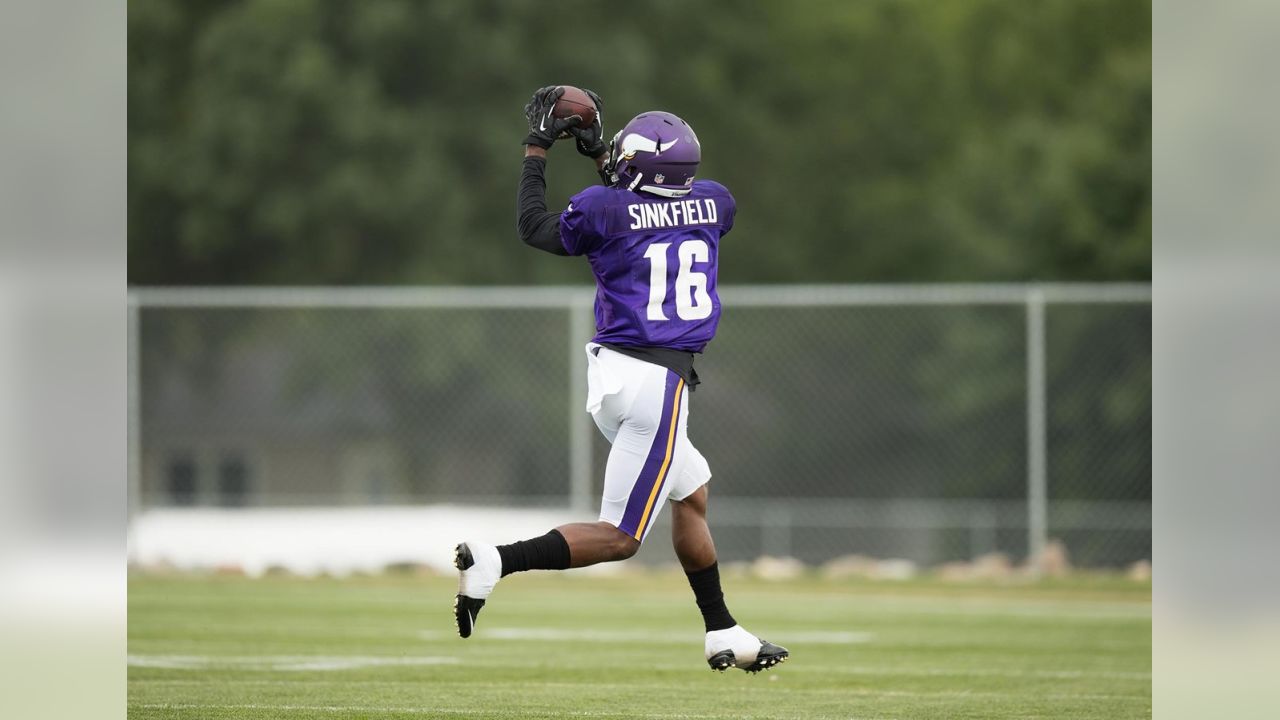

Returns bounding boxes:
[128,570,1150,719]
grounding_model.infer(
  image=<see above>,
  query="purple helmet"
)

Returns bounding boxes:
[605,111,701,197]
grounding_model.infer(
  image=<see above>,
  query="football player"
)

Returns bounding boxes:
[454,86,788,673]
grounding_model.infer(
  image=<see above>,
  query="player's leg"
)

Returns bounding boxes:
[669,442,789,672]
[454,521,643,638]
[671,484,716,571]
[454,355,672,638]
[512,362,679,569]
[556,521,639,565]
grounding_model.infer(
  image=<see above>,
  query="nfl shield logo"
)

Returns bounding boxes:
[654,173,665,184]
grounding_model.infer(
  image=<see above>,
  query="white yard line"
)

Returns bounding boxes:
[781,665,1151,680]
[132,705,781,719]
[129,677,1149,701]
[416,627,874,644]
[127,655,458,671]
[135,689,1148,719]
[129,652,1147,682]
[451,682,1149,702]
[818,598,1152,620]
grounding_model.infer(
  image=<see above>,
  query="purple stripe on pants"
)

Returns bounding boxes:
[617,371,681,539]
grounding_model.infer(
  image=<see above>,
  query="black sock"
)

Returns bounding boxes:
[686,561,737,632]
[496,529,571,577]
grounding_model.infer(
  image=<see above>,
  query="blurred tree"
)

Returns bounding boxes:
[130,0,1151,516]
[128,0,1150,285]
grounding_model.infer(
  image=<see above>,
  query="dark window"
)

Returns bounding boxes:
[166,455,197,506]
[218,456,249,507]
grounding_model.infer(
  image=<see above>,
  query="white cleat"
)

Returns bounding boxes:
[705,625,790,673]
[453,542,502,638]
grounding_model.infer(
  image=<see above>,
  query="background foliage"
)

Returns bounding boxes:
[131,1,1151,549]
[128,0,1150,286]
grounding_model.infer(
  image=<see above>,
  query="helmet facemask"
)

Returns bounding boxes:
[601,129,623,187]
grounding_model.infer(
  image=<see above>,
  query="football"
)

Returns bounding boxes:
[553,85,597,137]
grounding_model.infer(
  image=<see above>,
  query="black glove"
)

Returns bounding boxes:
[571,89,607,159]
[523,86,581,149]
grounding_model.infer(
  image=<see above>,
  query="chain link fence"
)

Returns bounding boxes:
[128,285,1150,569]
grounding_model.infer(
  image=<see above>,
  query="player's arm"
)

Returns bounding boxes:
[516,87,607,256]
[517,147,568,256]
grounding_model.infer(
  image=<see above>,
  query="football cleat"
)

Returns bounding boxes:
[706,649,736,672]
[704,625,790,673]
[453,594,485,640]
[453,542,501,639]
[743,641,790,674]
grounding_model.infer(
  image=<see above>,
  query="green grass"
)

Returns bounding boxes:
[128,570,1151,719]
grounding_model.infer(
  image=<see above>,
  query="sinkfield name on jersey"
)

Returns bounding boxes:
[560,180,736,353]
[626,198,719,230]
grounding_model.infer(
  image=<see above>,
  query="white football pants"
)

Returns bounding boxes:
[584,343,712,542]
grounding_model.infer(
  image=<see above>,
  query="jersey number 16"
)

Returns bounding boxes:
[643,240,713,321]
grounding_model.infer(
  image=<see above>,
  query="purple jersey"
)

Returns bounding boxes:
[559,180,735,353]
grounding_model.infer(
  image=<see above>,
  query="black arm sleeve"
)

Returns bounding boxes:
[517,157,569,256]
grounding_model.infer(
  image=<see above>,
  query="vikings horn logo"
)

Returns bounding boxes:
[618,133,680,161]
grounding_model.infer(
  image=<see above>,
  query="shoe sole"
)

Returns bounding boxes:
[454,543,484,639]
